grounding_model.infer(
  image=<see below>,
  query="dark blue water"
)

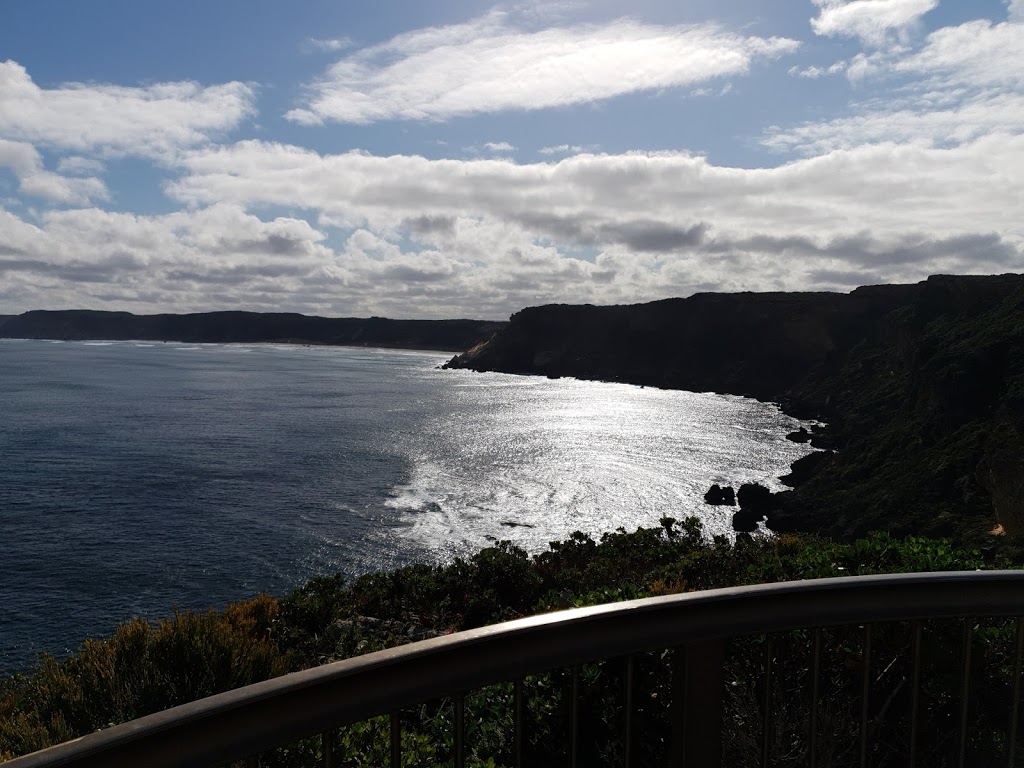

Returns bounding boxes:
[0,339,814,675]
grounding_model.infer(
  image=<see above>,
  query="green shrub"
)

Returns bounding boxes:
[0,595,288,757]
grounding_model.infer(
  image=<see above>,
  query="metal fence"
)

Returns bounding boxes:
[7,571,1024,768]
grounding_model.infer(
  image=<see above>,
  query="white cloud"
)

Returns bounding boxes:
[4,132,1021,316]
[0,138,40,177]
[789,61,846,78]
[0,138,108,205]
[303,37,353,53]
[1009,0,1024,21]
[160,138,1024,314]
[483,141,516,152]
[0,203,341,313]
[55,156,106,175]
[811,0,938,46]
[0,60,256,157]
[770,16,1024,153]
[286,14,798,124]
[167,140,1024,246]
[539,144,587,155]
[764,92,1024,154]
[893,19,1024,89]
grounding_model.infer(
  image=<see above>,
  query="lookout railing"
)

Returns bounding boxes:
[7,571,1024,768]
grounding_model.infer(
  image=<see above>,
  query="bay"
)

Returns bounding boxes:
[0,339,814,675]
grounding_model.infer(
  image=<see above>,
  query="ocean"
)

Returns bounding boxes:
[0,339,815,675]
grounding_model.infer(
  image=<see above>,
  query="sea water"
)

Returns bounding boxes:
[0,339,815,674]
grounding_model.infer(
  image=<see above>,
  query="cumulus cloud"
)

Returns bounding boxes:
[161,138,1018,311]
[0,60,256,157]
[0,203,344,312]
[811,0,938,46]
[0,139,108,205]
[285,13,799,124]
[167,139,1023,249]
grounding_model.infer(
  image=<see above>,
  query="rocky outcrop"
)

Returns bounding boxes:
[704,484,736,506]
[0,310,505,352]
[731,483,780,532]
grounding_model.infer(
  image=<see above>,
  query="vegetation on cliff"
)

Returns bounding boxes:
[3,521,1019,766]
[446,274,1024,543]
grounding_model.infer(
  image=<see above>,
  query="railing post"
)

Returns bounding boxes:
[455,695,466,768]
[670,640,725,767]
[390,713,401,768]
[321,729,334,768]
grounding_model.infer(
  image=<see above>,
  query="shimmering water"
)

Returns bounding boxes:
[0,339,814,674]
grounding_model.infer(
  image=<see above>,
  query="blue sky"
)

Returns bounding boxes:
[0,0,1021,318]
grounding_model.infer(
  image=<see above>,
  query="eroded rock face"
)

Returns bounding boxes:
[730,483,779,532]
[731,508,762,533]
[737,483,774,514]
[978,459,1024,536]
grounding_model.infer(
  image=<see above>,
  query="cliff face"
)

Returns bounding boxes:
[447,274,1024,542]
[0,310,505,352]
[449,286,916,411]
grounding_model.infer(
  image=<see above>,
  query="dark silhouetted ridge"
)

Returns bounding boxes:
[0,309,505,352]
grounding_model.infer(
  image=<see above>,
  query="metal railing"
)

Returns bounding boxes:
[7,571,1024,768]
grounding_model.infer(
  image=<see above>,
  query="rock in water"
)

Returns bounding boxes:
[704,484,737,506]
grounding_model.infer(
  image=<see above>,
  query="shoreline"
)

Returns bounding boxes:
[0,336,464,355]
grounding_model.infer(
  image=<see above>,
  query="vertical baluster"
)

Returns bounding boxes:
[624,655,635,768]
[514,678,524,768]
[909,621,923,768]
[390,713,401,768]
[321,729,334,768]
[763,635,773,768]
[571,666,580,768]
[684,640,725,768]
[455,695,466,768]
[959,620,973,768]
[1009,618,1024,768]
[670,648,686,768]
[810,628,821,768]
[860,624,872,768]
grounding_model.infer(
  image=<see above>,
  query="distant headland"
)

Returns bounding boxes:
[445,273,1024,544]
[0,310,506,353]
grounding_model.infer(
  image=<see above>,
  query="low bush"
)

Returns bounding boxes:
[0,521,1015,765]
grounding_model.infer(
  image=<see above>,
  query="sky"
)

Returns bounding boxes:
[0,0,1022,320]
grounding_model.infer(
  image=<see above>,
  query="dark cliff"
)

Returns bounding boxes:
[0,310,505,352]
[447,274,1024,542]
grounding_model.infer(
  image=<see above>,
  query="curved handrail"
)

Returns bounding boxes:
[8,570,1024,768]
